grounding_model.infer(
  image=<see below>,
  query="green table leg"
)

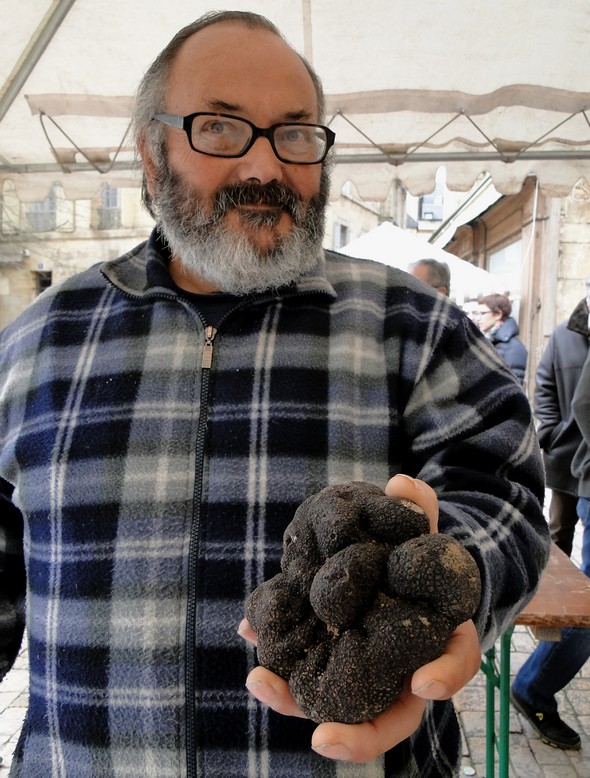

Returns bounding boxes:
[481,625,515,778]
[483,644,498,777]
[498,628,514,777]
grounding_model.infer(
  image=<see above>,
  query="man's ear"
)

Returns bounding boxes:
[137,136,158,197]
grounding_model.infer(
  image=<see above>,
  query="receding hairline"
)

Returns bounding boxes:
[176,19,318,105]
[139,11,324,121]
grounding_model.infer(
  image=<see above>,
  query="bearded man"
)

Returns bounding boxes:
[0,10,549,778]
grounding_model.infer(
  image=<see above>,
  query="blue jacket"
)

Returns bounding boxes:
[0,232,550,777]
[489,316,528,385]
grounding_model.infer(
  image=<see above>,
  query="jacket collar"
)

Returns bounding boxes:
[567,298,590,337]
[489,316,519,344]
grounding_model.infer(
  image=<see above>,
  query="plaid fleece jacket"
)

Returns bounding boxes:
[0,232,550,777]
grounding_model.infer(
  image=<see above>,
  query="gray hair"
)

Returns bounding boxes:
[408,258,451,292]
[133,11,326,216]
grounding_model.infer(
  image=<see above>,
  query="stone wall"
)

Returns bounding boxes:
[557,178,590,324]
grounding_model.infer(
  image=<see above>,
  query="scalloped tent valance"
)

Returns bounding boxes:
[1,0,589,202]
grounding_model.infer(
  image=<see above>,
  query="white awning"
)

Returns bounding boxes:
[340,222,494,301]
[2,0,589,201]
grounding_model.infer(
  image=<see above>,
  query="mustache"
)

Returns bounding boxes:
[213,182,305,221]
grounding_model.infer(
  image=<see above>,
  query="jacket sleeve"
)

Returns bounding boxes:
[396,305,550,651]
[571,353,590,471]
[0,477,26,680]
[533,334,561,448]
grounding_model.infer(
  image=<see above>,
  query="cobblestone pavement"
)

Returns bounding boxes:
[0,643,27,773]
[1,526,587,776]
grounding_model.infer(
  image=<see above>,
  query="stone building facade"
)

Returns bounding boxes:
[0,179,389,331]
[0,183,154,330]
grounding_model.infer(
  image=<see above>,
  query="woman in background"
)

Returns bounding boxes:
[474,293,528,385]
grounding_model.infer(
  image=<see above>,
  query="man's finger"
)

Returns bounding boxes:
[411,620,481,700]
[237,617,257,645]
[245,666,307,718]
[311,682,427,763]
[384,474,439,533]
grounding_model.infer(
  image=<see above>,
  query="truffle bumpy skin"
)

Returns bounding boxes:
[245,481,481,724]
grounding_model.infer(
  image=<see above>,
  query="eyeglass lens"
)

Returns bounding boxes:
[191,115,328,162]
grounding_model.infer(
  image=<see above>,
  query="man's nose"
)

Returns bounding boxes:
[233,136,285,185]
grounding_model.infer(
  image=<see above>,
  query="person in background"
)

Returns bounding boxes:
[474,293,528,385]
[461,298,479,322]
[0,10,549,778]
[534,277,590,555]
[511,349,590,751]
[408,258,451,296]
[572,351,590,587]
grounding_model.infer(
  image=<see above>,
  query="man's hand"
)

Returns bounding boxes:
[239,475,482,763]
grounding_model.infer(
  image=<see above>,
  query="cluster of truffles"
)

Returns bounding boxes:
[245,481,481,724]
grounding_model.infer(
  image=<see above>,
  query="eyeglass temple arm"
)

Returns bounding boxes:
[153,113,184,128]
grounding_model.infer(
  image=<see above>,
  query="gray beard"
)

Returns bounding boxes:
[151,169,329,295]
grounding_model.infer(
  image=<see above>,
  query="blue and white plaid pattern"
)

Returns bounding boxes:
[0,232,550,777]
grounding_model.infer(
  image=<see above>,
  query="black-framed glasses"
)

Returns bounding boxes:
[152,112,335,164]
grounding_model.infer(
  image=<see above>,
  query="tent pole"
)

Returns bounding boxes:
[0,0,78,125]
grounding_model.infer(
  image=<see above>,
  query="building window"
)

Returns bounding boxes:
[33,271,53,295]
[333,222,350,249]
[418,192,444,221]
[1,181,19,235]
[97,184,122,229]
[418,179,445,222]
[489,239,523,317]
[26,187,58,232]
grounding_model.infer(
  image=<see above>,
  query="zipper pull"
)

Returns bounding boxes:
[201,325,217,369]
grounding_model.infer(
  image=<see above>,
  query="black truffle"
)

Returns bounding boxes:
[245,481,481,724]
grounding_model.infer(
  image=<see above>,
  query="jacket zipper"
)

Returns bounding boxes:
[201,325,217,369]
[186,323,217,778]
[100,271,332,773]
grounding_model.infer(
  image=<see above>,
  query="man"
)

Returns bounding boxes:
[572,350,590,581]
[408,258,451,295]
[0,11,550,778]
[534,277,590,555]
[511,349,590,750]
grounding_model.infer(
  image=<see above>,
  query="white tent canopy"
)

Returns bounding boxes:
[340,222,494,301]
[2,0,590,202]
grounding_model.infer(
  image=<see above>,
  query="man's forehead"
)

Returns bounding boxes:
[167,23,319,118]
[174,23,306,79]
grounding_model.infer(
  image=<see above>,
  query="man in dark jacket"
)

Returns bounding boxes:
[534,278,590,555]
[572,350,590,568]
[511,344,590,751]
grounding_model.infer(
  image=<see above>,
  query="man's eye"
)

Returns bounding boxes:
[284,127,307,143]
[204,120,231,135]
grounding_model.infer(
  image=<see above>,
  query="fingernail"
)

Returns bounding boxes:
[395,474,424,492]
[246,679,279,710]
[312,743,352,761]
[412,679,447,699]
